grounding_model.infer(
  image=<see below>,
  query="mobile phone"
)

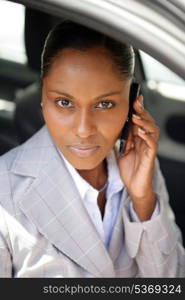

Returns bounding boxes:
[119,82,141,153]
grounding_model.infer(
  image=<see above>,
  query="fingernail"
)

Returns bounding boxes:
[133,114,141,120]
[138,128,146,134]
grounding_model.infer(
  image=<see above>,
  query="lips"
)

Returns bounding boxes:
[68,145,100,157]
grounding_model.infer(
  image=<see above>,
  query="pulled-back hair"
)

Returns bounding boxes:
[41,20,135,79]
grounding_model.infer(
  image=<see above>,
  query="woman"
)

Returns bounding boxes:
[0,21,184,278]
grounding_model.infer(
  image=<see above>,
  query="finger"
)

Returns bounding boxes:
[132,115,160,141]
[133,95,144,114]
[132,122,141,137]
[133,95,155,122]
[133,135,142,152]
[137,128,159,153]
[136,94,144,108]
[131,123,159,156]
[135,107,155,122]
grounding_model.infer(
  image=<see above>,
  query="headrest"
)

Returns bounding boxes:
[24,8,54,72]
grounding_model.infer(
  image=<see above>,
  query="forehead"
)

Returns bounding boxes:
[43,47,130,97]
[47,46,122,80]
[44,47,130,100]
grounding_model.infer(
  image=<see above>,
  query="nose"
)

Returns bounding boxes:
[74,109,97,138]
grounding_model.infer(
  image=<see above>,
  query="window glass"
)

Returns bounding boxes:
[0,1,26,64]
[140,51,185,85]
[140,51,185,102]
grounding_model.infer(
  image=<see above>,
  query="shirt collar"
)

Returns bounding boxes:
[59,149,124,200]
[60,151,91,199]
[106,149,124,195]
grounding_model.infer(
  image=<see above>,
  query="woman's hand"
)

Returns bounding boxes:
[118,94,160,221]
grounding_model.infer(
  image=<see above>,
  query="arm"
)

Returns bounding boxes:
[118,94,185,277]
[122,158,185,277]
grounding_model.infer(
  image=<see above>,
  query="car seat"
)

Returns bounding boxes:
[14,8,60,143]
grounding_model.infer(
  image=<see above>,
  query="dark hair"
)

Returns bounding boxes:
[41,20,135,79]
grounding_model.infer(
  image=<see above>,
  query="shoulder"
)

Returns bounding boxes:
[0,144,21,172]
[0,126,49,208]
[0,144,23,199]
[0,125,51,171]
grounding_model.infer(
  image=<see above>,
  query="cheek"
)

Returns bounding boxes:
[43,101,67,126]
[100,108,128,139]
[42,105,71,142]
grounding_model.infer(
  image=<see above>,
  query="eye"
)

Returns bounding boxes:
[96,101,115,109]
[56,98,74,108]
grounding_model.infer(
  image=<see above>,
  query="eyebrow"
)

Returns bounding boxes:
[48,90,122,100]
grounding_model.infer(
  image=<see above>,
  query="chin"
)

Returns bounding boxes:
[62,151,104,170]
[68,158,102,170]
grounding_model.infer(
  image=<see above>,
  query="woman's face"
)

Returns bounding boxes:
[42,46,131,170]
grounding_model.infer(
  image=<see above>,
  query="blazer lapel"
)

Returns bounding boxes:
[12,126,115,277]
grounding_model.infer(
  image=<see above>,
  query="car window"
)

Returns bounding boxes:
[139,49,185,163]
[0,1,26,64]
[140,51,185,102]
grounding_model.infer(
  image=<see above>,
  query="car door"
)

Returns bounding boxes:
[138,51,185,245]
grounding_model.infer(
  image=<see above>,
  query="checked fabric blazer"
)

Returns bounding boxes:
[0,125,185,278]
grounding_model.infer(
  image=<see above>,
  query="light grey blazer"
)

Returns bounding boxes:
[0,125,185,278]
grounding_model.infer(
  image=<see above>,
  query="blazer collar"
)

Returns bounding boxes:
[12,126,119,277]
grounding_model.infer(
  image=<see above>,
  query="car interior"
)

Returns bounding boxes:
[0,3,185,245]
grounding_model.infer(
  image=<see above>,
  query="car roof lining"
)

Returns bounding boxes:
[7,0,185,80]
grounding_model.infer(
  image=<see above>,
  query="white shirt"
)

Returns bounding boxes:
[61,150,123,248]
[59,149,160,250]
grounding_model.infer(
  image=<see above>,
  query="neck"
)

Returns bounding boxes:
[77,159,107,190]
